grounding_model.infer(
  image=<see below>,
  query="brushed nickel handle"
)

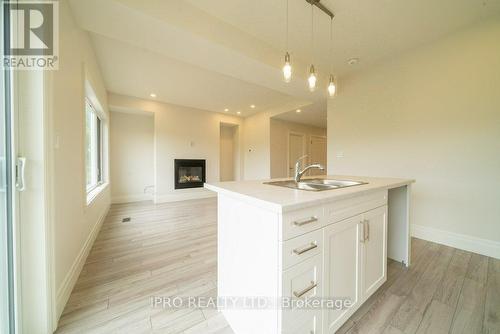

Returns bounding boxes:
[365,219,370,241]
[293,243,318,255]
[360,221,365,243]
[293,281,317,298]
[293,217,318,226]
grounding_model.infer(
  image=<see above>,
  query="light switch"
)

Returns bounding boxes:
[54,134,60,149]
[336,151,344,158]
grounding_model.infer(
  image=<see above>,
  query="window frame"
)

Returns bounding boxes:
[85,98,104,194]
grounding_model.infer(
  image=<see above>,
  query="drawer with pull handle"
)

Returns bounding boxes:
[282,229,322,270]
[282,254,322,331]
[281,206,324,240]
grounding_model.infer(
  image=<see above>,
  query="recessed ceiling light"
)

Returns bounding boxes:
[347,58,359,65]
[237,111,241,115]
[296,109,301,113]
[150,93,157,98]
[250,104,256,109]
[224,108,229,112]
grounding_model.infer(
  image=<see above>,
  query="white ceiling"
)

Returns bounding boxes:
[186,0,500,76]
[91,34,293,116]
[69,0,500,119]
[273,101,327,128]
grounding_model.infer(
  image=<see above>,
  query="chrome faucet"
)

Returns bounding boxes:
[294,155,325,183]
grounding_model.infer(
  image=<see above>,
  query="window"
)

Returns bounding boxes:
[85,99,103,192]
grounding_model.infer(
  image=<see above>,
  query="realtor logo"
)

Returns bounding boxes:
[2,1,59,69]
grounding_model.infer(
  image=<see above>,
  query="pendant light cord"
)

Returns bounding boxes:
[310,4,314,64]
[285,0,289,51]
[330,17,333,73]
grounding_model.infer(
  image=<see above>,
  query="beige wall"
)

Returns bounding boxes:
[270,119,327,178]
[53,0,111,317]
[242,112,271,180]
[328,19,500,246]
[108,94,243,202]
[270,118,326,178]
[110,111,154,203]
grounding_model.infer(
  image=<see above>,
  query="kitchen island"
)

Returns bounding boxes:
[205,175,414,334]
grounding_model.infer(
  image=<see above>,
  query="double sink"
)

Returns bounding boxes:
[264,178,367,191]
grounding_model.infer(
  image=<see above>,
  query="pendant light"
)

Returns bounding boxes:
[308,4,317,92]
[327,17,336,97]
[282,0,292,82]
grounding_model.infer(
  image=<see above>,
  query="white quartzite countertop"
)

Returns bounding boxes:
[205,175,414,213]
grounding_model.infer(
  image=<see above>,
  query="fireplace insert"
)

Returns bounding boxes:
[174,159,206,189]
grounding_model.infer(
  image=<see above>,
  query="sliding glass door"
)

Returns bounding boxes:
[1,2,16,333]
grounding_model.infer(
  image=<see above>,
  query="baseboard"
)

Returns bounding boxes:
[55,205,110,319]
[411,224,500,259]
[111,193,153,204]
[154,188,216,204]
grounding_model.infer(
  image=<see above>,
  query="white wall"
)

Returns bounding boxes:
[108,94,243,202]
[53,0,111,319]
[328,19,500,256]
[110,111,154,203]
[270,118,327,178]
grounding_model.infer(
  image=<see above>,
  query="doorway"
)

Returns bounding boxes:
[220,123,239,181]
[288,132,305,177]
[309,135,327,176]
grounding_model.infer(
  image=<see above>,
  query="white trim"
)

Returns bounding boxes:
[411,224,500,259]
[44,69,57,332]
[86,182,109,206]
[55,205,110,319]
[111,193,153,204]
[155,188,216,204]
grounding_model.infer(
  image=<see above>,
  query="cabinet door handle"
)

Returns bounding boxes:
[293,217,318,226]
[360,221,365,243]
[364,219,370,241]
[293,243,318,255]
[293,281,317,298]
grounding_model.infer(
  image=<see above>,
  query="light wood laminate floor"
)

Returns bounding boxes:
[56,198,500,334]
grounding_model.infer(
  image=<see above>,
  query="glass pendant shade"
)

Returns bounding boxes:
[308,65,317,92]
[283,52,292,83]
[328,75,336,97]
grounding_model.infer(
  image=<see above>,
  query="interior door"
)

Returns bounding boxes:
[362,206,388,299]
[323,215,362,333]
[288,133,304,177]
[309,136,327,176]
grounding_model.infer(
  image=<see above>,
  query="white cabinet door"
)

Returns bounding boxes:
[361,206,388,300]
[323,215,362,333]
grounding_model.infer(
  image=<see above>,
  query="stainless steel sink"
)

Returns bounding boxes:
[264,178,367,191]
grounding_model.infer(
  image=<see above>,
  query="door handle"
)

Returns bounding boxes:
[16,157,26,192]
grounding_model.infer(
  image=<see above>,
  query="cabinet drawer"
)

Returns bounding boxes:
[282,310,322,334]
[281,206,324,240]
[282,229,322,270]
[282,254,322,330]
[325,190,387,224]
